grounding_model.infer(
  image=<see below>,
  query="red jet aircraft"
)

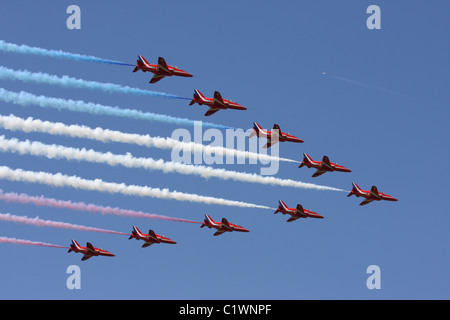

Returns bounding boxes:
[189,89,247,116]
[200,214,249,236]
[274,200,324,222]
[249,122,304,148]
[133,55,193,84]
[299,153,351,177]
[68,239,115,261]
[347,183,398,206]
[128,226,176,247]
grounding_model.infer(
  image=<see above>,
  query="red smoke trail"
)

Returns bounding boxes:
[0,236,68,249]
[0,212,128,235]
[0,189,200,224]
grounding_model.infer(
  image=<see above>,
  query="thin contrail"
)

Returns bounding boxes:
[0,40,134,66]
[0,135,344,192]
[0,212,128,235]
[0,114,298,165]
[323,72,418,100]
[0,65,188,100]
[0,88,231,130]
[0,189,200,224]
[0,236,68,249]
[0,165,273,210]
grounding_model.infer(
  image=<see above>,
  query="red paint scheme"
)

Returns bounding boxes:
[189,89,247,116]
[299,153,351,177]
[274,200,324,222]
[249,122,304,148]
[129,226,176,247]
[133,55,193,83]
[200,214,249,236]
[347,183,398,206]
[68,239,115,261]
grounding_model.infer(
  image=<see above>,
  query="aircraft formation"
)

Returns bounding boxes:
[66,54,397,261]
[0,50,398,261]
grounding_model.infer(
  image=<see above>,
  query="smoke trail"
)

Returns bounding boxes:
[0,66,188,100]
[0,135,344,192]
[0,114,298,164]
[0,165,273,210]
[0,212,128,235]
[0,88,231,130]
[0,189,200,224]
[0,40,134,66]
[0,236,68,249]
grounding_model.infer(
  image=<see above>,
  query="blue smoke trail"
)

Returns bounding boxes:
[0,66,189,100]
[0,40,135,67]
[0,88,232,130]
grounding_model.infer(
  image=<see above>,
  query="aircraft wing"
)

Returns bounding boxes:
[360,198,374,206]
[156,57,170,73]
[204,107,220,116]
[272,124,282,140]
[212,91,227,107]
[81,254,93,261]
[86,242,97,255]
[295,204,307,217]
[369,186,380,199]
[321,156,333,170]
[221,218,233,231]
[213,230,226,236]
[148,230,159,242]
[287,216,301,222]
[263,139,278,149]
[142,242,154,248]
[150,74,166,84]
[312,169,327,177]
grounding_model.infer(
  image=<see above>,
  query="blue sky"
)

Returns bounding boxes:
[0,1,448,299]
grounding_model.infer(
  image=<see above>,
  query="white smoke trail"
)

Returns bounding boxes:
[0,165,273,210]
[0,212,128,235]
[0,135,344,192]
[0,114,298,165]
[0,88,231,130]
[0,66,187,99]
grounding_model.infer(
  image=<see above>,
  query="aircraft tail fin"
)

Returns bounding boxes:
[201,214,214,228]
[129,226,138,239]
[250,122,263,138]
[299,153,313,168]
[348,182,362,197]
[275,200,289,213]
[138,55,151,66]
[190,89,206,106]
[69,239,81,252]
